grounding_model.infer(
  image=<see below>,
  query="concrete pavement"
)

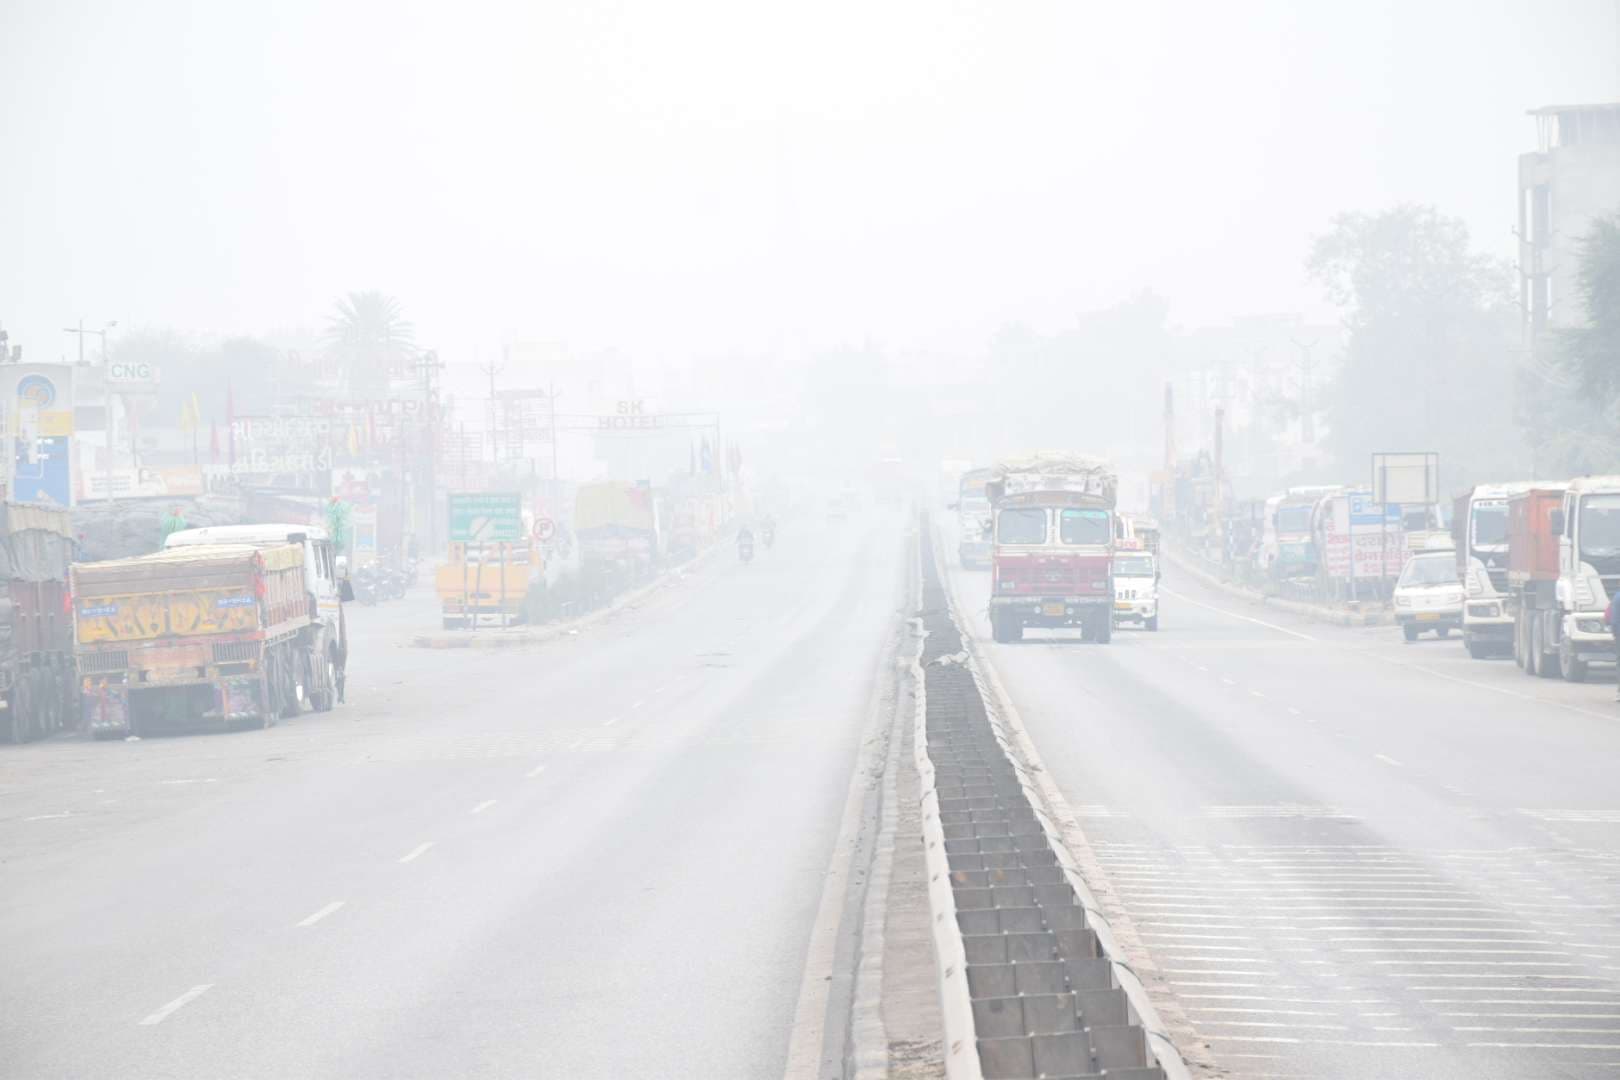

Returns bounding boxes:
[0,512,914,1079]
[944,542,1620,1080]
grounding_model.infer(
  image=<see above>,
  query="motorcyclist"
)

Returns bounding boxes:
[737,526,755,561]
[761,514,776,548]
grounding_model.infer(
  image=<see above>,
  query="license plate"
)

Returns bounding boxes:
[1114,601,1131,611]
[1042,602,1066,617]
[1416,612,1440,622]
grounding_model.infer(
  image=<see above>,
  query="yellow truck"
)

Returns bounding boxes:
[436,540,543,629]
[74,539,341,736]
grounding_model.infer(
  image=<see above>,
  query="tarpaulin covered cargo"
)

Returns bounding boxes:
[988,454,1117,507]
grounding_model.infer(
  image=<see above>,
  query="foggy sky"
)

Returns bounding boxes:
[3,0,1617,368]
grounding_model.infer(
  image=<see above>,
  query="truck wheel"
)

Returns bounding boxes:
[1145,614,1159,632]
[4,687,23,743]
[1531,620,1557,678]
[1093,613,1112,644]
[1403,624,1420,642]
[990,612,1008,643]
[1465,635,1486,660]
[1559,637,1588,682]
[311,651,337,713]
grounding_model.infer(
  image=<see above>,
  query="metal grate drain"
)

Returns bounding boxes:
[917,517,1166,1080]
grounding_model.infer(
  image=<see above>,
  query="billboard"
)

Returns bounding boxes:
[1,364,76,507]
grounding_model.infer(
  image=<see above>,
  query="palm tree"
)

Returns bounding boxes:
[324,291,416,397]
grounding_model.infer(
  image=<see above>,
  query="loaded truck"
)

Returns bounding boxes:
[985,454,1117,644]
[1512,476,1620,681]
[1258,486,1339,582]
[0,503,78,743]
[1453,482,1547,659]
[76,525,349,737]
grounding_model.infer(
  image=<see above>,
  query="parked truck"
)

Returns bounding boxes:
[0,503,78,743]
[1454,482,1548,659]
[1258,486,1339,582]
[985,454,1117,644]
[76,525,349,736]
[1513,476,1620,681]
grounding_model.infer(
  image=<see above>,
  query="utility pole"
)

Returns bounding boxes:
[64,319,118,499]
[1162,382,1176,521]
[481,357,502,469]
[1290,336,1318,444]
[1213,406,1226,565]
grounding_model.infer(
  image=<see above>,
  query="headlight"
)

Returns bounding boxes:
[1578,618,1606,634]
[1447,591,1465,604]
[999,580,1015,591]
[1395,596,1411,608]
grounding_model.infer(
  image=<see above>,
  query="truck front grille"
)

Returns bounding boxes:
[79,650,129,674]
[1487,569,1509,593]
[212,641,260,664]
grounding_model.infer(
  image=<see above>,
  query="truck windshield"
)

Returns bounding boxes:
[960,497,989,515]
[1472,502,1507,547]
[1275,506,1311,533]
[1399,555,1457,587]
[1580,494,1620,557]
[1113,555,1154,576]
[997,508,1046,544]
[1060,508,1110,545]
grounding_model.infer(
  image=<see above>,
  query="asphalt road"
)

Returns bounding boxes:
[0,513,906,1080]
[944,539,1620,1080]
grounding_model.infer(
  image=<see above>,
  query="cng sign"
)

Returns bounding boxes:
[448,492,524,543]
[107,361,160,388]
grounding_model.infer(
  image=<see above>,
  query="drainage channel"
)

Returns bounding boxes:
[915,517,1171,1080]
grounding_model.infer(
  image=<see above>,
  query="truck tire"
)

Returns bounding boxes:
[1465,634,1486,660]
[1092,612,1112,644]
[1531,619,1557,678]
[1403,624,1420,642]
[1559,637,1588,682]
[4,687,24,743]
[1145,614,1159,632]
[310,649,337,713]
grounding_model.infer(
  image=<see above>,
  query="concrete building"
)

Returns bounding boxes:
[1518,103,1620,339]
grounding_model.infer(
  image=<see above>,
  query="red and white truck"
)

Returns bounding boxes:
[1511,476,1620,680]
[985,454,1117,644]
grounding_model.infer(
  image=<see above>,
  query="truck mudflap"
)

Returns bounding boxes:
[82,675,271,737]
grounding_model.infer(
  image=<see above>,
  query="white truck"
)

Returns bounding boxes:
[1111,540,1159,631]
[1454,482,1551,659]
[1258,486,1339,581]
[1546,476,1620,681]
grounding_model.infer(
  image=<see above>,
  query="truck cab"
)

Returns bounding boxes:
[1111,542,1158,631]
[1258,487,1337,581]
[1455,482,1543,658]
[986,455,1117,645]
[956,466,993,569]
[1551,476,1620,679]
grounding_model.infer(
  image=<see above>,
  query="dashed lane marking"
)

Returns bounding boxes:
[1375,753,1404,767]
[139,985,212,1026]
[470,800,496,815]
[398,842,434,864]
[297,900,346,927]
[525,764,546,778]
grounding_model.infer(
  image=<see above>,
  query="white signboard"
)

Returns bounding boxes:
[1319,495,1406,580]
[106,360,160,389]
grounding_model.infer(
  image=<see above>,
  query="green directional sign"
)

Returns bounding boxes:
[448,492,524,543]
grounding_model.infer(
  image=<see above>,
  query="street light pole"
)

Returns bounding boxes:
[62,320,117,500]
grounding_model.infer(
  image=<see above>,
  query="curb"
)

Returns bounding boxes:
[1163,545,1393,628]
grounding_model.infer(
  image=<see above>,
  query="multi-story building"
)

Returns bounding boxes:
[1518,103,1620,339]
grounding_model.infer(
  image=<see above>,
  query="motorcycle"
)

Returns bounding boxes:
[738,533,755,564]
[351,565,379,606]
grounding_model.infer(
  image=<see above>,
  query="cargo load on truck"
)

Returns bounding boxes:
[984,454,1118,644]
[75,534,345,737]
[0,503,78,743]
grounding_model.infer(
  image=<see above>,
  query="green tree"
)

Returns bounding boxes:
[1307,205,1526,488]
[1524,214,1620,475]
[324,291,416,397]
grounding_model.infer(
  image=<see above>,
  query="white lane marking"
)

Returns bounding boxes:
[1220,676,1237,686]
[139,984,212,1025]
[24,811,72,821]
[297,900,346,927]
[1164,589,1317,642]
[1249,689,1266,699]
[470,800,496,815]
[1444,1011,1620,1019]
[1196,665,1210,672]
[1466,1041,1620,1049]
[1286,706,1302,716]
[1375,753,1404,768]
[603,715,620,727]
[630,699,645,710]
[160,778,218,785]
[567,736,585,750]
[525,764,546,778]
[398,841,434,864]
